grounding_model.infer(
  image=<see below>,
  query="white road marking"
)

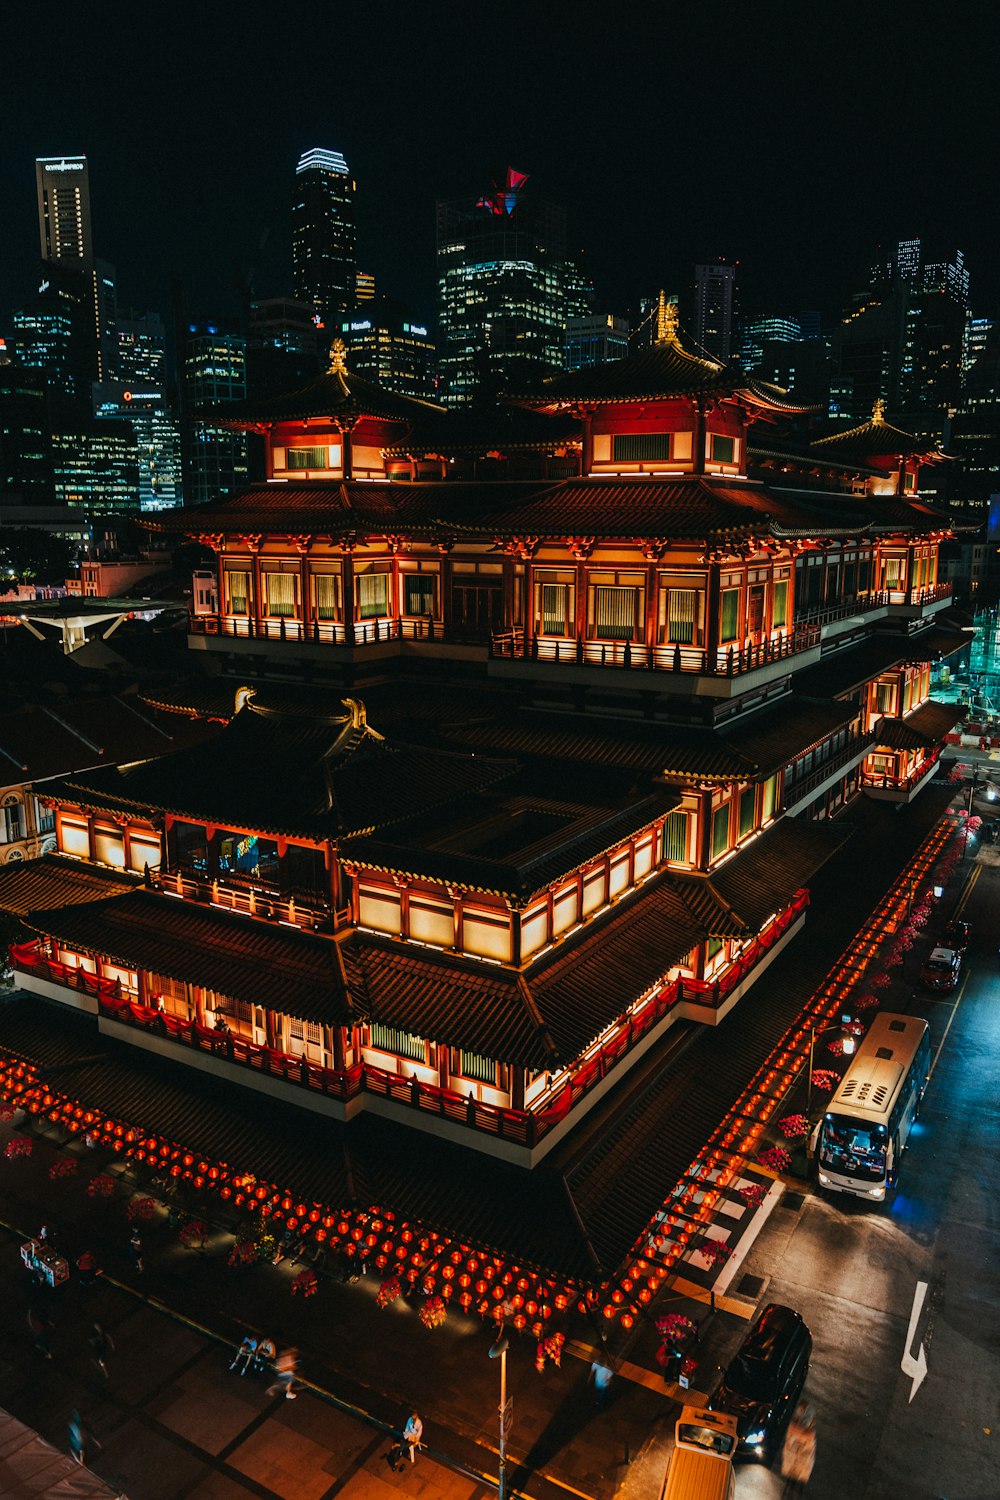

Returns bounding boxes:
[901,1280,928,1402]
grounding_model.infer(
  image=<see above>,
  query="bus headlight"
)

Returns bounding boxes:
[818,1173,829,1185]
[869,1187,884,1198]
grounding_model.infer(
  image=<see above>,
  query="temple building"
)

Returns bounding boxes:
[0,300,967,1166]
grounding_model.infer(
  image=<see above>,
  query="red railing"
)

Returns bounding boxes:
[190,614,445,647]
[860,753,939,793]
[9,892,808,1150]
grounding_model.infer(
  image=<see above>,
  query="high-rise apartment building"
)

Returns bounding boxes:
[437,168,582,404]
[292,149,356,330]
[340,302,436,400]
[179,323,249,507]
[693,263,736,362]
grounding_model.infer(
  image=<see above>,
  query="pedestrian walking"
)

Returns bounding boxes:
[265,1346,299,1399]
[780,1401,816,1496]
[128,1229,144,1274]
[68,1409,100,1466]
[76,1250,99,1288]
[229,1333,257,1374]
[90,1322,114,1379]
[590,1357,614,1411]
[27,1306,53,1360]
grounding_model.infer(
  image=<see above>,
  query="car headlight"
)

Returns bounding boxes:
[745,1429,766,1445]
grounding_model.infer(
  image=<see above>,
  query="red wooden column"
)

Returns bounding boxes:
[693,399,707,475]
[704,561,721,670]
[341,549,356,645]
[696,787,713,871]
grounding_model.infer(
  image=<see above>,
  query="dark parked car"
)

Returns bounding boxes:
[710,1304,812,1463]
[942,918,972,952]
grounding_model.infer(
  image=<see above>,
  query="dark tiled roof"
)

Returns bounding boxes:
[679,817,851,933]
[793,628,968,700]
[348,789,679,902]
[23,888,352,1027]
[0,697,183,784]
[720,696,862,775]
[211,366,444,429]
[45,700,516,841]
[0,854,137,917]
[384,403,580,455]
[811,412,946,462]
[874,699,962,750]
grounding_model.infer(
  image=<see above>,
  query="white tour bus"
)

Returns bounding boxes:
[815,1012,931,1200]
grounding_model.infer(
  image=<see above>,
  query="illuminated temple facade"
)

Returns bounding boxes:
[0,305,965,1165]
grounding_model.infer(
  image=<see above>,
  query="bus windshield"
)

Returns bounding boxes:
[819,1115,887,1182]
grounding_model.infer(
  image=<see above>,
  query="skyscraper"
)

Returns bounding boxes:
[340,301,436,400]
[36,156,93,270]
[693,263,736,362]
[437,168,581,405]
[179,322,249,507]
[292,148,356,330]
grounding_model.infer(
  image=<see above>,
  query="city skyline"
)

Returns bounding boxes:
[2,3,998,334]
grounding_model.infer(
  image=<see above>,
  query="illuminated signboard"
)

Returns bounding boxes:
[40,158,85,173]
[403,323,428,337]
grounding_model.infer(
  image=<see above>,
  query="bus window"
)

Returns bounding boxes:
[819,1117,887,1181]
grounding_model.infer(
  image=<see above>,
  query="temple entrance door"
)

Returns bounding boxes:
[451,580,503,643]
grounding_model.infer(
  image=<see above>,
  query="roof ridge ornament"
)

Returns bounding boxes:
[234,685,256,714]
[328,338,348,375]
[656,291,680,345]
[872,396,886,424]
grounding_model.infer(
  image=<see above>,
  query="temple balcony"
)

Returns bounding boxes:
[860,751,941,803]
[782,728,875,817]
[487,626,821,699]
[151,870,343,935]
[884,581,952,620]
[9,893,807,1167]
[188,613,487,663]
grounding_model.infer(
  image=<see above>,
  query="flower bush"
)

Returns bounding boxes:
[227,1238,258,1267]
[127,1196,157,1224]
[88,1173,116,1197]
[656,1313,697,1343]
[777,1114,809,1139]
[535,1331,566,1370]
[737,1182,767,1210]
[291,1268,317,1298]
[759,1145,792,1173]
[178,1219,208,1249]
[48,1157,77,1179]
[870,972,893,990]
[810,1069,839,1092]
[419,1294,447,1329]
[376,1275,402,1309]
[4,1136,31,1159]
[853,993,879,1011]
[695,1238,732,1267]
[0,1102,17,1122]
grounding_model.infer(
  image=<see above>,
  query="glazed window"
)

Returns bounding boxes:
[404,574,437,616]
[773,580,788,628]
[720,588,740,643]
[612,432,672,462]
[357,573,389,618]
[370,1023,424,1061]
[539,582,573,636]
[666,588,698,644]
[313,573,341,620]
[663,811,689,863]
[710,434,736,464]
[264,573,295,617]
[226,571,250,615]
[712,805,731,859]
[286,446,327,469]
[594,585,639,641]
[458,1050,496,1085]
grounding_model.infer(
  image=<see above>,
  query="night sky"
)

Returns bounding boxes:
[3,1,999,334]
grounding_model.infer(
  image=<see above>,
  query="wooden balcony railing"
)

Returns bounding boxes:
[489,627,820,678]
[190,614,444,646]
[151,871,334,934]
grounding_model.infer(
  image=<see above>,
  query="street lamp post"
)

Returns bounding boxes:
[806,1017,856,1123]
[489,1332,510,1500]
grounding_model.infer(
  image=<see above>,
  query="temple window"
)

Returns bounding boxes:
[225,570,250,615]
[762,774,779,821]
[720,588,740,643]
[663,811,690,864]
[402,571,438,617]
[370,1022,424,1062]
[589,572,644,641]
[612,432,673,463]
[874,681,895,715]
[455,1050,497,1086]
[262,571,296,618]
[408,895,453,947]
[773,579,789,628]
[660,586,701,645]
[312,572,341,620]
[93,825,125,869]
[285,845,327,903]
[535,571,575,636]
[174,821,208,875]
[286,445,328,470]
[128,831,161,874]
[710,434,736,464]
[739,787,757,840]
[358,884,401,935]
[881,556,905,590]
[356,568,390,619]
[58,816,90,859]
[1,796,26,845]
[711,805,731,860]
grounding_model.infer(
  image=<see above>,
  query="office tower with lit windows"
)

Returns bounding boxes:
[693,262,736,362]
[13,267,92,411]
[0,369,54,505]
[437,168,581,405]
[179,322,249,507]
[52,422,139,515]
[739,315,800,372]
[355,271,376,305]
[36,156,94,270]
[292,148,356,330]
[340,301,436,400]
[963,315,993,380]
[117,310,168,386]
[247,299,321,401]
[564,314,630,371]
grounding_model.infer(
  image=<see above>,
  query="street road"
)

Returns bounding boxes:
[709,841,1000,1500]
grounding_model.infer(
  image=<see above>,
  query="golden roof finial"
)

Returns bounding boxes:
[656,291,680,344]
[328,338,348,375]
[872,396,885,423]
